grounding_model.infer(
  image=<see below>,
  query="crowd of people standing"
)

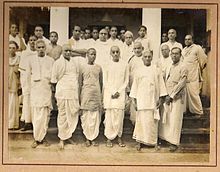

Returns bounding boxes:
[8,23,207,152]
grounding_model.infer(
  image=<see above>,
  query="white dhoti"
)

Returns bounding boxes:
[57,99,79,140]
[186,81,203,114]
[81,110,101,141]
[129,101,137,124]
[104,109,124,140]
[21,94,31,123]
[133,110,158,145]
[8,92,19,129]
[159,99,184,145]
[31,107,50,142]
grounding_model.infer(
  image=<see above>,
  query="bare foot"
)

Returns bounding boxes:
[106,139,113,147]
[136,143,141,151]
[59,140,64,149]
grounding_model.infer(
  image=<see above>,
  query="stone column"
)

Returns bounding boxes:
[142,8,161,62]
[50,7,69,45]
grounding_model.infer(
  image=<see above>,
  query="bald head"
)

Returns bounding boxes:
[62,44,72,60]
[161,44,170,58]
[110,46,120,62]
[184,34,194,47]
[133,42,143,57]
[168,29,177,41]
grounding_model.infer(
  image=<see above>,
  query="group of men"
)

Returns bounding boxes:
[8,23,207,152]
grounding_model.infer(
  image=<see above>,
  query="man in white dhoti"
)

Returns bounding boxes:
[160,29,183,57]
[80,48,103,147]
[134,25,152,51]
[130,50,167,151]
[159,47,188,152]
[121,31,134,63]
[107,26,123,48]
[34,25,50,46]
[9,23,26,52]
[68,25,87,57]
[128,42,144,124]
[19,35,37,131]
[51,44,80,149]
[103,46,129,147]
[8,41,21,130]
[27,40,54,148]
[182,34,207,115]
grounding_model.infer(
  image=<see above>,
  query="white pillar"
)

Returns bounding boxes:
[142,8,161,62]
[50,7,69,45]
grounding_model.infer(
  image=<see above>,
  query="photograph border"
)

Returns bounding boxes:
[0,0,219,171]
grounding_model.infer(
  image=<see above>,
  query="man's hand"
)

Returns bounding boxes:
[165,95,173,105]
[111,92,120,99]
[156,97,163,109]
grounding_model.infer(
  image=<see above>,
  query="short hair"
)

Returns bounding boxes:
[87,48,96,54]
[9,40,19,49]
[185,34,194,41]
[50,31,58,37]
[29,34,37,39]
[72,25,81,31]
[35,39,46,46]
[84,26,91,31]
[110,26,117,30]
[92,27,99,32]
[138,25,147,31]
[35,25,43,30]
[171,47,182,54]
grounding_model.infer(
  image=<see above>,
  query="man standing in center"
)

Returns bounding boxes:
[103,46,129,147]
[51,44,80,149]
[130,50,167,151]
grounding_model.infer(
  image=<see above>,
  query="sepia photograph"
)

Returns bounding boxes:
[0,0,219,171]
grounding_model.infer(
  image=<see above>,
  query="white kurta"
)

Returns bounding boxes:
[107,38,123,48]
[159,61,188,145]
[135,37,152,51]
[94,39,111,70]
[182,44,207,114]
[9,55,20,129]
[19,49,37,123]
[121,42,134,63]
[27,55,54,142]
[130,65,167,145]
[51,56,80,140]
[128,55,144,123]
[103,60,129,140]
[157,56,173,77]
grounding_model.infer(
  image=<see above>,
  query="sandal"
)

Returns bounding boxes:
[91,141,99,146]
[85,140,91,147]
[31,141,40,148]
[136,143,141,151]
[118,138,126,147]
